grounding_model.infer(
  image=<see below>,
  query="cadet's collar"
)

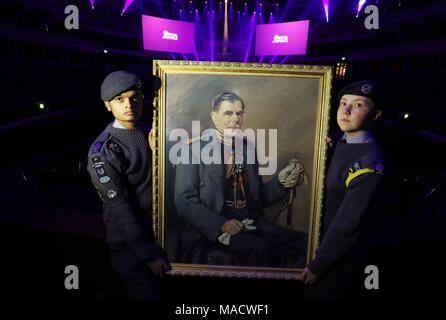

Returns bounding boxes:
[342,130,375,144]
[112,119,142,130]
[113,119,128,129]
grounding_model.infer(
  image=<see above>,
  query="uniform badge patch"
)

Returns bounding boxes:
[92,142,103,154]
[96,167,105,175]
[107,189,117,198]
[107,141,122,154]
[375,162,384,174]
[100,176,111,184]
[361,84,373,94]
[92,161,106,168]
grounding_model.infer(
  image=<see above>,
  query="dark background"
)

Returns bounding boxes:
[1,0,445,302]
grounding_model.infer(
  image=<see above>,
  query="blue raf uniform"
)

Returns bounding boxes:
[305,79,386,299]
[87,70,168,300]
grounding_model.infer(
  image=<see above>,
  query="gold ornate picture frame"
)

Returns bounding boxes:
[152,60,332,279]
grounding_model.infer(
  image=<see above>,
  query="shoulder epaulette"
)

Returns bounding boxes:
[345,167,376,187]
[345,153,385,188]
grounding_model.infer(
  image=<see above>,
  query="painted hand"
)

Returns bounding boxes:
[278,158,308,188]
[221,219,245,236]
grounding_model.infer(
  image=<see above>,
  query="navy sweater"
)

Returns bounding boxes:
[307,140,385,276]
[87,122,159,262]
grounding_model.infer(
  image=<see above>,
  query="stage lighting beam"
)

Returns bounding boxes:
[210,10,215,61]
[224,0,228,41]
[194,10,200,60]
[356,0,367,17]
[322,0,329,22]
[244,13,256,62]
[121,0,135,15]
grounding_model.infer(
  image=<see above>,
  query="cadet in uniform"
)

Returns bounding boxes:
[299,80,386,299]
[87,71,170,300]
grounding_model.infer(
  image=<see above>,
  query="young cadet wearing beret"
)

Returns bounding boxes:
[298,80,385,299]
[87,71,171,300]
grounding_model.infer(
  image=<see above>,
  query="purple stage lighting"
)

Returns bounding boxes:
[90,0,94,9]
[194,9,200,60]
[121,0,134,15]
[356,0,367,17]
[244,13,257,62]
[141,15,196,54]
[210,10,215,61]
[322,0,329,22]
[255,20,309,56]
[280,55,289,64]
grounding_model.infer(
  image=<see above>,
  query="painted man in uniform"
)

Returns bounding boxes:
[174,92,308,267]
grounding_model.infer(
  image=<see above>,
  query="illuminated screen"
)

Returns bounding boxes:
[141,15,196,54]
[255,20,310,56]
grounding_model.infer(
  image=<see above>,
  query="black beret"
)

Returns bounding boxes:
[337,80,381,108]
[101,70,142,101]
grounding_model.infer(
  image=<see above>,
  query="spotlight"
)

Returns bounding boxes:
[121,0,135,15]
[404,113,410,119]
[103,49,108,53]
[342,57,346,60]
[322,0,329,22]
[356,0,366,17]
[39,103,45,110]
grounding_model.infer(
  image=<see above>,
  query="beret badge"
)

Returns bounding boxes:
[361,84,373,94]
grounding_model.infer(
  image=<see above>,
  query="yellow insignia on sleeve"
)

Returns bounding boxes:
[345,168,375,187]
